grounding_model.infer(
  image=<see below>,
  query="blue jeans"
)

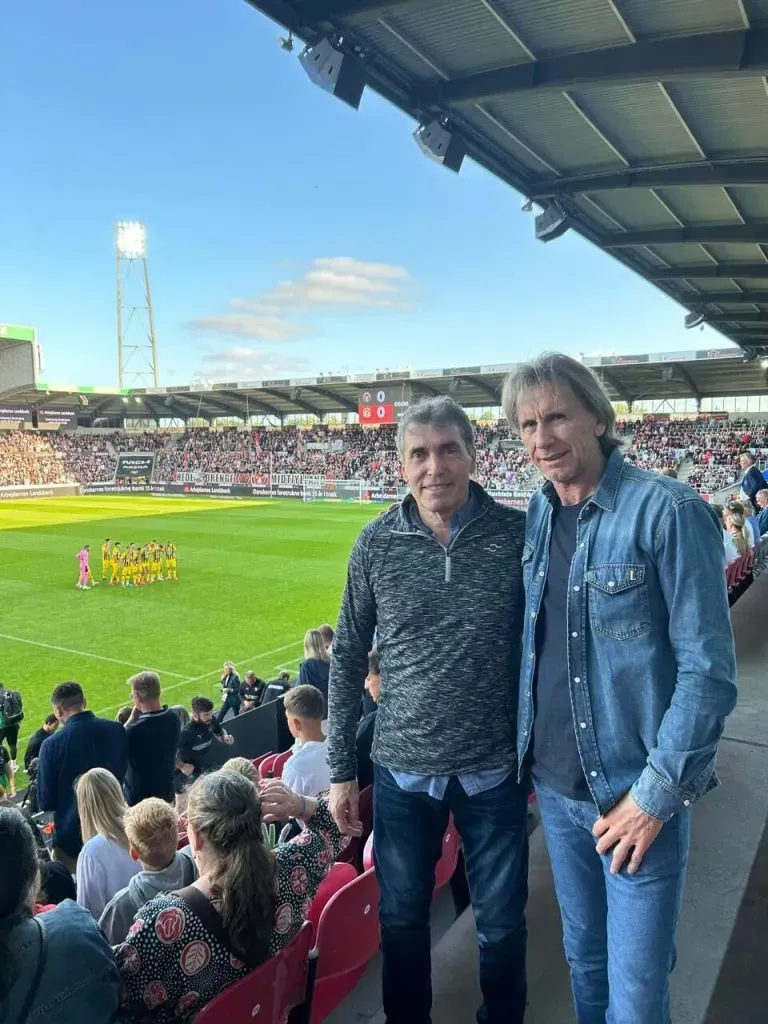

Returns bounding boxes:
[535,779,691,1024]
[373,764,529,1024]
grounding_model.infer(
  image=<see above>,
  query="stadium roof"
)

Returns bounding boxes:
[242,0,768,355]
[4,347,768,422]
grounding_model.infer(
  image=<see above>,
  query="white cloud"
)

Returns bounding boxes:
[196,347,311,382]
[187,256,413,344]
[188,313,310,343]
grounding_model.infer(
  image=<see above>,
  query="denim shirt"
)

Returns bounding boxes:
[393,487,513,800]
[519,448,737,821]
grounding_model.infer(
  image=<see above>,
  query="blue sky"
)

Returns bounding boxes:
[1,0,732,388]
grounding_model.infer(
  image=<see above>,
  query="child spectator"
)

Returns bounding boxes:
[296,629,331,703]
[99,797,197,944]
[75,768,140,920]
[221,756,259,784]
[282,685,330,797]
[356,647,381,791]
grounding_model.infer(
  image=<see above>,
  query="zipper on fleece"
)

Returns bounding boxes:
[445,553,451,582]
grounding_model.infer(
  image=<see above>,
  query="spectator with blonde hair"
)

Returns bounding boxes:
[221,756,258,784]
[75,768,140,920]
[725,510,750,565]
[99,797,196,944]
[115,772,351,1021]
[296,628,331,703]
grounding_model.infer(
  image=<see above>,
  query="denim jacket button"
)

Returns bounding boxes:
[683,799,691,807]
[579,722,587,729]
[590,771,598,778]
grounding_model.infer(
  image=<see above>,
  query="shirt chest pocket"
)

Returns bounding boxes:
[584,563,650,640]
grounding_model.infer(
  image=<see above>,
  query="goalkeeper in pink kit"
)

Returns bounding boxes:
[76,545,92,589]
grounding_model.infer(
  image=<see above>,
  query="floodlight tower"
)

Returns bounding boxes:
[115,221,159,388]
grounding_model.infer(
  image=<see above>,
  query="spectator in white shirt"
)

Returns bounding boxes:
[281,685,330,797]
[75,767,140,920]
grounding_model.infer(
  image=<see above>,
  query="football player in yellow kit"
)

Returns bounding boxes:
[109,543,122,586]
[165,541,178,580]
[151,540,163,582]
[101,538,111,581]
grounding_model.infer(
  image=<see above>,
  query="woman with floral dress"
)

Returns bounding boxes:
[115,771,356,1022]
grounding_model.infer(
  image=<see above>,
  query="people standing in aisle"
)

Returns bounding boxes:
[217,661,242,722]
[123,671,181,805]
[505,352,737,1024]
[328,396,529,1024]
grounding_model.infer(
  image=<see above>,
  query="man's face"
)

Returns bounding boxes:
[195,710,213,726]
[759,493,768,510]
[365,670,382,703]
[517,383,606,489]
[401,424,475,519]
[46,721,59,734]
[740,455,751,471]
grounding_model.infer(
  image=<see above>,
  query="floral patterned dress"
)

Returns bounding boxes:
[115,799,345,1022]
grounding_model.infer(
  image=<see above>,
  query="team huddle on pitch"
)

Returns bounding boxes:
[75,539,179,589]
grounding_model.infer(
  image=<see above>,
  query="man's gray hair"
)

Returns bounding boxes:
[502,352,622,452]
[396,396,475,458]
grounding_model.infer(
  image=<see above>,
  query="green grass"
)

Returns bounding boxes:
[0,495,379,771]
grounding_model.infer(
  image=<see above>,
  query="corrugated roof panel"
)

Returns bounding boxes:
[568,83,704,165]
[725,188,768,221]
[570,194,629,232]
[745,0,768,25]
[665,79,768,159]
[647,243,717,265]
[385,1,531,78]
[705,244,768,262]
[615,0,746,38]
[694,281,750,295]
[586,189,683,230]
[352,22,442,82]
[735,277,768,289]
[457,105,564,174]
[483,92,624,173]
[492,0,631,57]
[654,186,743,224]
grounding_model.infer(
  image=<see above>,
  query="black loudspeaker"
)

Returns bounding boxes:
[413,120,465,173]
[299,39,365,110]
[535,201,572,242]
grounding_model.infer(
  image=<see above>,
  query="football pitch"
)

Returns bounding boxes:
[0,496,378,765]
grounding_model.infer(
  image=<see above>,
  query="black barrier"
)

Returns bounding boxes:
[195,695,293,771]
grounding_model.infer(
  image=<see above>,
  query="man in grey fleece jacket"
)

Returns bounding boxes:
[328,396,529,1024]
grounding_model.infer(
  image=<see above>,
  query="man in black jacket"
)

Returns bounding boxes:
[24,714,58,771]
[355,647,380,792]
[216,662,241,722]
[124,671,181,805]
[177,696,234,785]
[328,396,528,1024]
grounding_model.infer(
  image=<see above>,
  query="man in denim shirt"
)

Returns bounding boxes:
[504,353,736,1024]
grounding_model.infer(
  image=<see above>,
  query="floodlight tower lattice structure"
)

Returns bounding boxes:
[115,221,159,389]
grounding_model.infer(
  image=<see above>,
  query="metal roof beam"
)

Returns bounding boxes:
[413,28,768,107]
[650,263,768,280]
[459,375,500,402]
[191,393,249,420]
[701,311,768,323]
[260,388,323,419]
[686,290,768,303]
[309,386,358,412]
[605,223,768,247]
[529,160,768,199]
[596,369,632,403]
[296,0,448,23]
[670,363,701,400]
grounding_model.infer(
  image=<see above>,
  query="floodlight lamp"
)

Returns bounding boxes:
[135,397,142,403]
[116,221,147,258]
[761,358,768,369]
[122,397,130,404]
[684,310,706,330]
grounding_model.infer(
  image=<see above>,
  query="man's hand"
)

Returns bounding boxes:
[329,780,362,836]
[126,705,142,726]
[179,762,196,776]
[260,779,304,822]
[222,732,235,746]
[593,792,664,875]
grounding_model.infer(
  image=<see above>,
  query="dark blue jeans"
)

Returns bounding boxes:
[373,764,529,1024]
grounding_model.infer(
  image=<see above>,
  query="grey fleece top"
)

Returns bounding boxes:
[98,850,197,945]
[327,483,526,782]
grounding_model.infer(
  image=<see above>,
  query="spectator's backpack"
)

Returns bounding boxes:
[2,689,23,722]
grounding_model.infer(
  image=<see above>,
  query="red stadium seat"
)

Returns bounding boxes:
[252,751,275,774]
[271,749,293,779]
[363,816,461,894]
[307,862,357,931]
[193,920,314,1024]
[259,754,279,777]
[308,868,381,1023]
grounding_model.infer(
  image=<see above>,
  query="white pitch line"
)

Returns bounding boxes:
[92,639,305,716]
[0,632,190,680]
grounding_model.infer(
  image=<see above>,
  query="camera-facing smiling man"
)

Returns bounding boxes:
[504,353,737,1024]
[327,395,529,1024]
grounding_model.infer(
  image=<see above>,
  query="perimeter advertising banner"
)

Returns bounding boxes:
[38,406,79,427]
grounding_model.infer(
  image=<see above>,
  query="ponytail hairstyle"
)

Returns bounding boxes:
[729,511,749,556]
[75,767,130,851]
[0,807,40,1000]
[187,770,277,967]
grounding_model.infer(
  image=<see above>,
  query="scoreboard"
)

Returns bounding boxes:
[358,385,412,425]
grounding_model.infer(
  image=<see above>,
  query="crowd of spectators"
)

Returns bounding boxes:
[1,622,358,1022]
[0,431,72,486]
